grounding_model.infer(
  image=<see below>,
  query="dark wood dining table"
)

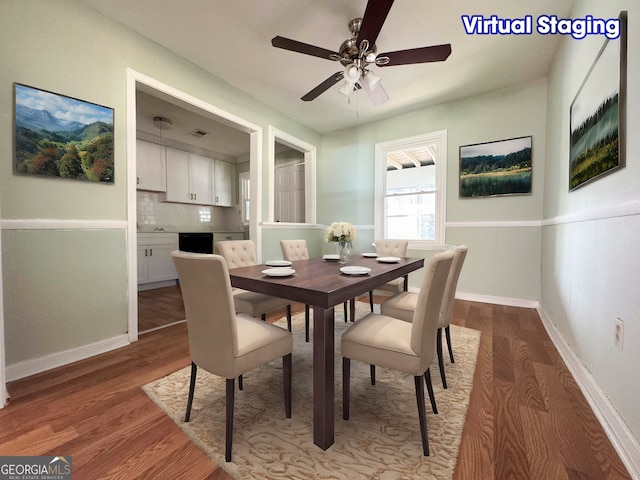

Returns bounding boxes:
[228,255,425,450]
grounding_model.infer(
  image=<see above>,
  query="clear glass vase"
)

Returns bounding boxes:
[337,242,351,264]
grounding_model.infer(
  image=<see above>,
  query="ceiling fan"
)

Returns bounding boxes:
[271,0,452,105]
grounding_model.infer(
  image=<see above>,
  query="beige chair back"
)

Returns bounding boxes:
[280,239,310,261]
[440,246,468,328]
[375,239,409,257]
[171,251,239,378]
[215,240,257,268]
[409,251,453,369]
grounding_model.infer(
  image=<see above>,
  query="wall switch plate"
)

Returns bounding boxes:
[614,318,624,350]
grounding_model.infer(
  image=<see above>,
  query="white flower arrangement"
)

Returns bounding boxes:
[325,221,356,246]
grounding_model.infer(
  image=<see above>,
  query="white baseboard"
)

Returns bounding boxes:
[537,306,640,479]
[138,279,178,291]
[5,334,130,383]
[456,292,539,309]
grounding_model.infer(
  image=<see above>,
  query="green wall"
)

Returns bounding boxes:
[0,0,320,369]
[541,0,640,443]
[319,80,548,300]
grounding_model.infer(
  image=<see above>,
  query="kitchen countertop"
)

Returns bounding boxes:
[137,225,243,234]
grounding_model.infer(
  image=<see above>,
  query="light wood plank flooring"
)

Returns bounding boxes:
[0,290,631,479]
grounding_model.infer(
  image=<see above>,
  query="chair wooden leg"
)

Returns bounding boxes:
[370,364,376,385]
[424,368,438,414]
[369,290,374,312]
[445,325,455,363]
[343,302,348,322]
[304,304,310,342]
[436,327,447,389]
[238,374,243,391]
[283,353,292,418]
[184,362,197,422]
[414,375,430,456]
[343,357,351,420]
[286,304,292,332]
[225,378,235,462]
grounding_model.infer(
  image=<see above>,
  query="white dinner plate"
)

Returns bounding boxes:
[265,260,292,267]
[377,256,401,263]
[262,268,295,277]
[362,252,378,258]
[323,254,340,261]
[340,266,371,276]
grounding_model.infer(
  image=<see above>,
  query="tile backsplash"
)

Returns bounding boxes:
[137,191,243,232]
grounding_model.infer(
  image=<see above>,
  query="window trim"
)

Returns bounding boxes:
[374,130,447,249]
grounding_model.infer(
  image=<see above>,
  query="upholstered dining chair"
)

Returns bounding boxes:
[368,239,410,311]
[280,239,350,341]
[280,239,311,342]
[215,239,292,331]
[342,250,453,456]
[171,251,293,462]
[380,245,468,389]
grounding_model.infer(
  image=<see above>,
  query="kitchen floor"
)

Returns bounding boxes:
[138,285,186,333]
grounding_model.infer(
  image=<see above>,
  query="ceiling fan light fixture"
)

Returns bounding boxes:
[338,80,356,96]
[363,70,381,90]
[344,64,360,83]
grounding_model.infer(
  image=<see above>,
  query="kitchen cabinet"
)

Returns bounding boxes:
[213,159,235,207]
[137,233,179,286]
[136,140,166,192]
[161,148,214,205]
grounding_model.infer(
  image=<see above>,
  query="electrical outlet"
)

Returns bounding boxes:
[614,318,624,350]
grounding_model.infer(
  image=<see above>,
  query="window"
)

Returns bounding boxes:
[268,126,316,224]
[375,131,447,248]
[239,171,250,225]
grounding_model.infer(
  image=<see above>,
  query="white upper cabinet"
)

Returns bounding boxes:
[213,159,235,207]
[162,148,192,203]
[161,148,216,205]
[154,145,234,207]
[189,153,214,205]
[136,140,166,192]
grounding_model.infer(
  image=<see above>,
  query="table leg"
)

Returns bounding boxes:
[313,305,335,450]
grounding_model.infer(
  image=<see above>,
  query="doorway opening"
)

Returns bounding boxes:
[127,69,261,341]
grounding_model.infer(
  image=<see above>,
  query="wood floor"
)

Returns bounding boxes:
[0,290,631,479]
[138,285,186,332]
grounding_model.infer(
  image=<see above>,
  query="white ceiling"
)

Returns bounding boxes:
[79,0,576,152]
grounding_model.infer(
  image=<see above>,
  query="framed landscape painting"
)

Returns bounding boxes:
[569,11,627,191]
[14,83,114,183]
[459,136,532,198]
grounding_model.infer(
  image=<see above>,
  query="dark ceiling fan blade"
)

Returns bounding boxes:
[301,72,344,101]
[272,36,340,61]
[378,44,452,66]
[356,0,394,49]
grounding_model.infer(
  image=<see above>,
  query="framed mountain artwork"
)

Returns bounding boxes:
[459,136,532,198]
[569,11,627,191]
[14,83,114,183]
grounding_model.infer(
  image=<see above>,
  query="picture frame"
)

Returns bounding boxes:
[569,11,627,191]
[459,136,532,198]
[14,83,114,183]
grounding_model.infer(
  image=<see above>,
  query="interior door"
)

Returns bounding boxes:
[274,162,304,222]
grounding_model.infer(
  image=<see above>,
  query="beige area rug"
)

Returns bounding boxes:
[143,302,480,479]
